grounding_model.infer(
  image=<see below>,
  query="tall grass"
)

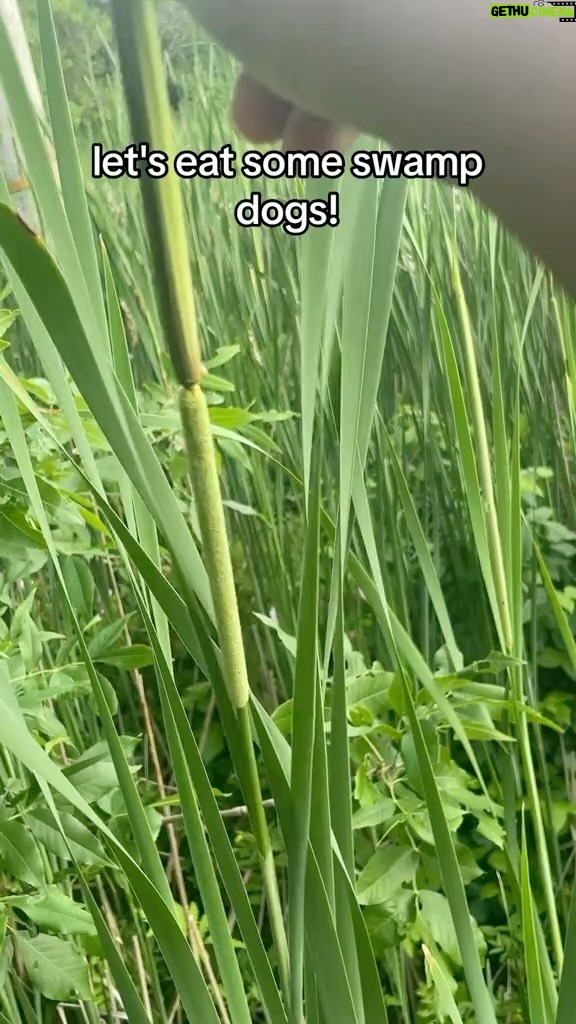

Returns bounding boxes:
[0,1,574,1022]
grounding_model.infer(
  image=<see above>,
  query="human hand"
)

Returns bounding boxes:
[183,0,462,154]
[184,0,576,296]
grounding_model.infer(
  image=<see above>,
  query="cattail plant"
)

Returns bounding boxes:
[1,1,574,1022]
[110,0,291,1006]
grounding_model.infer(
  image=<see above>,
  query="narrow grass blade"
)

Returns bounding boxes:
[340,174,406,555]
[384,425,460,669]
[288,427,321,1021]
[521,817,551,1024]
[36,0,107,328]
[0,13,100,345]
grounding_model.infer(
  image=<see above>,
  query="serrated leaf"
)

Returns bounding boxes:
[0,820,45,886]
[352,799,395,830]
[11,887,97,936]
[19,671,91,708]
[17,932,91,1001]
[419,892,464,965]
[356,846,418,907]
[86,615,133,659]
[25,808,109,867]
[346,670,393,716]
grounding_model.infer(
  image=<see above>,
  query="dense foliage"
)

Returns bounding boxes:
[0,1,575,1022]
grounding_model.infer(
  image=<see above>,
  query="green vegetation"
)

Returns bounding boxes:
[0,0,574,1021]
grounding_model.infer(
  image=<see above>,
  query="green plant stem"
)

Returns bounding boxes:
[452,251,564,970]
[111,0,203,386]
[180,383,290,999]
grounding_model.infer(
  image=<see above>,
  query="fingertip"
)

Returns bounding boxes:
[232,71,293,143]
[282,109,357,155]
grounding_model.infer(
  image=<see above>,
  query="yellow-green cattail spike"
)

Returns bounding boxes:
[180,383,250,709]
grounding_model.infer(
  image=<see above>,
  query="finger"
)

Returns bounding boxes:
[232,71,293,142]
[282,108,358,155]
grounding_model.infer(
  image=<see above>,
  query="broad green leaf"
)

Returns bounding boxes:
[352,799,395,831]
[0,821,45,888]
[25,809,110,867]
[17,932,91,1001]
[356,846,418,908]
[62,556,95,620]
[10,888,97,937]
[94,644,154,670]
[419,891,485,967]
